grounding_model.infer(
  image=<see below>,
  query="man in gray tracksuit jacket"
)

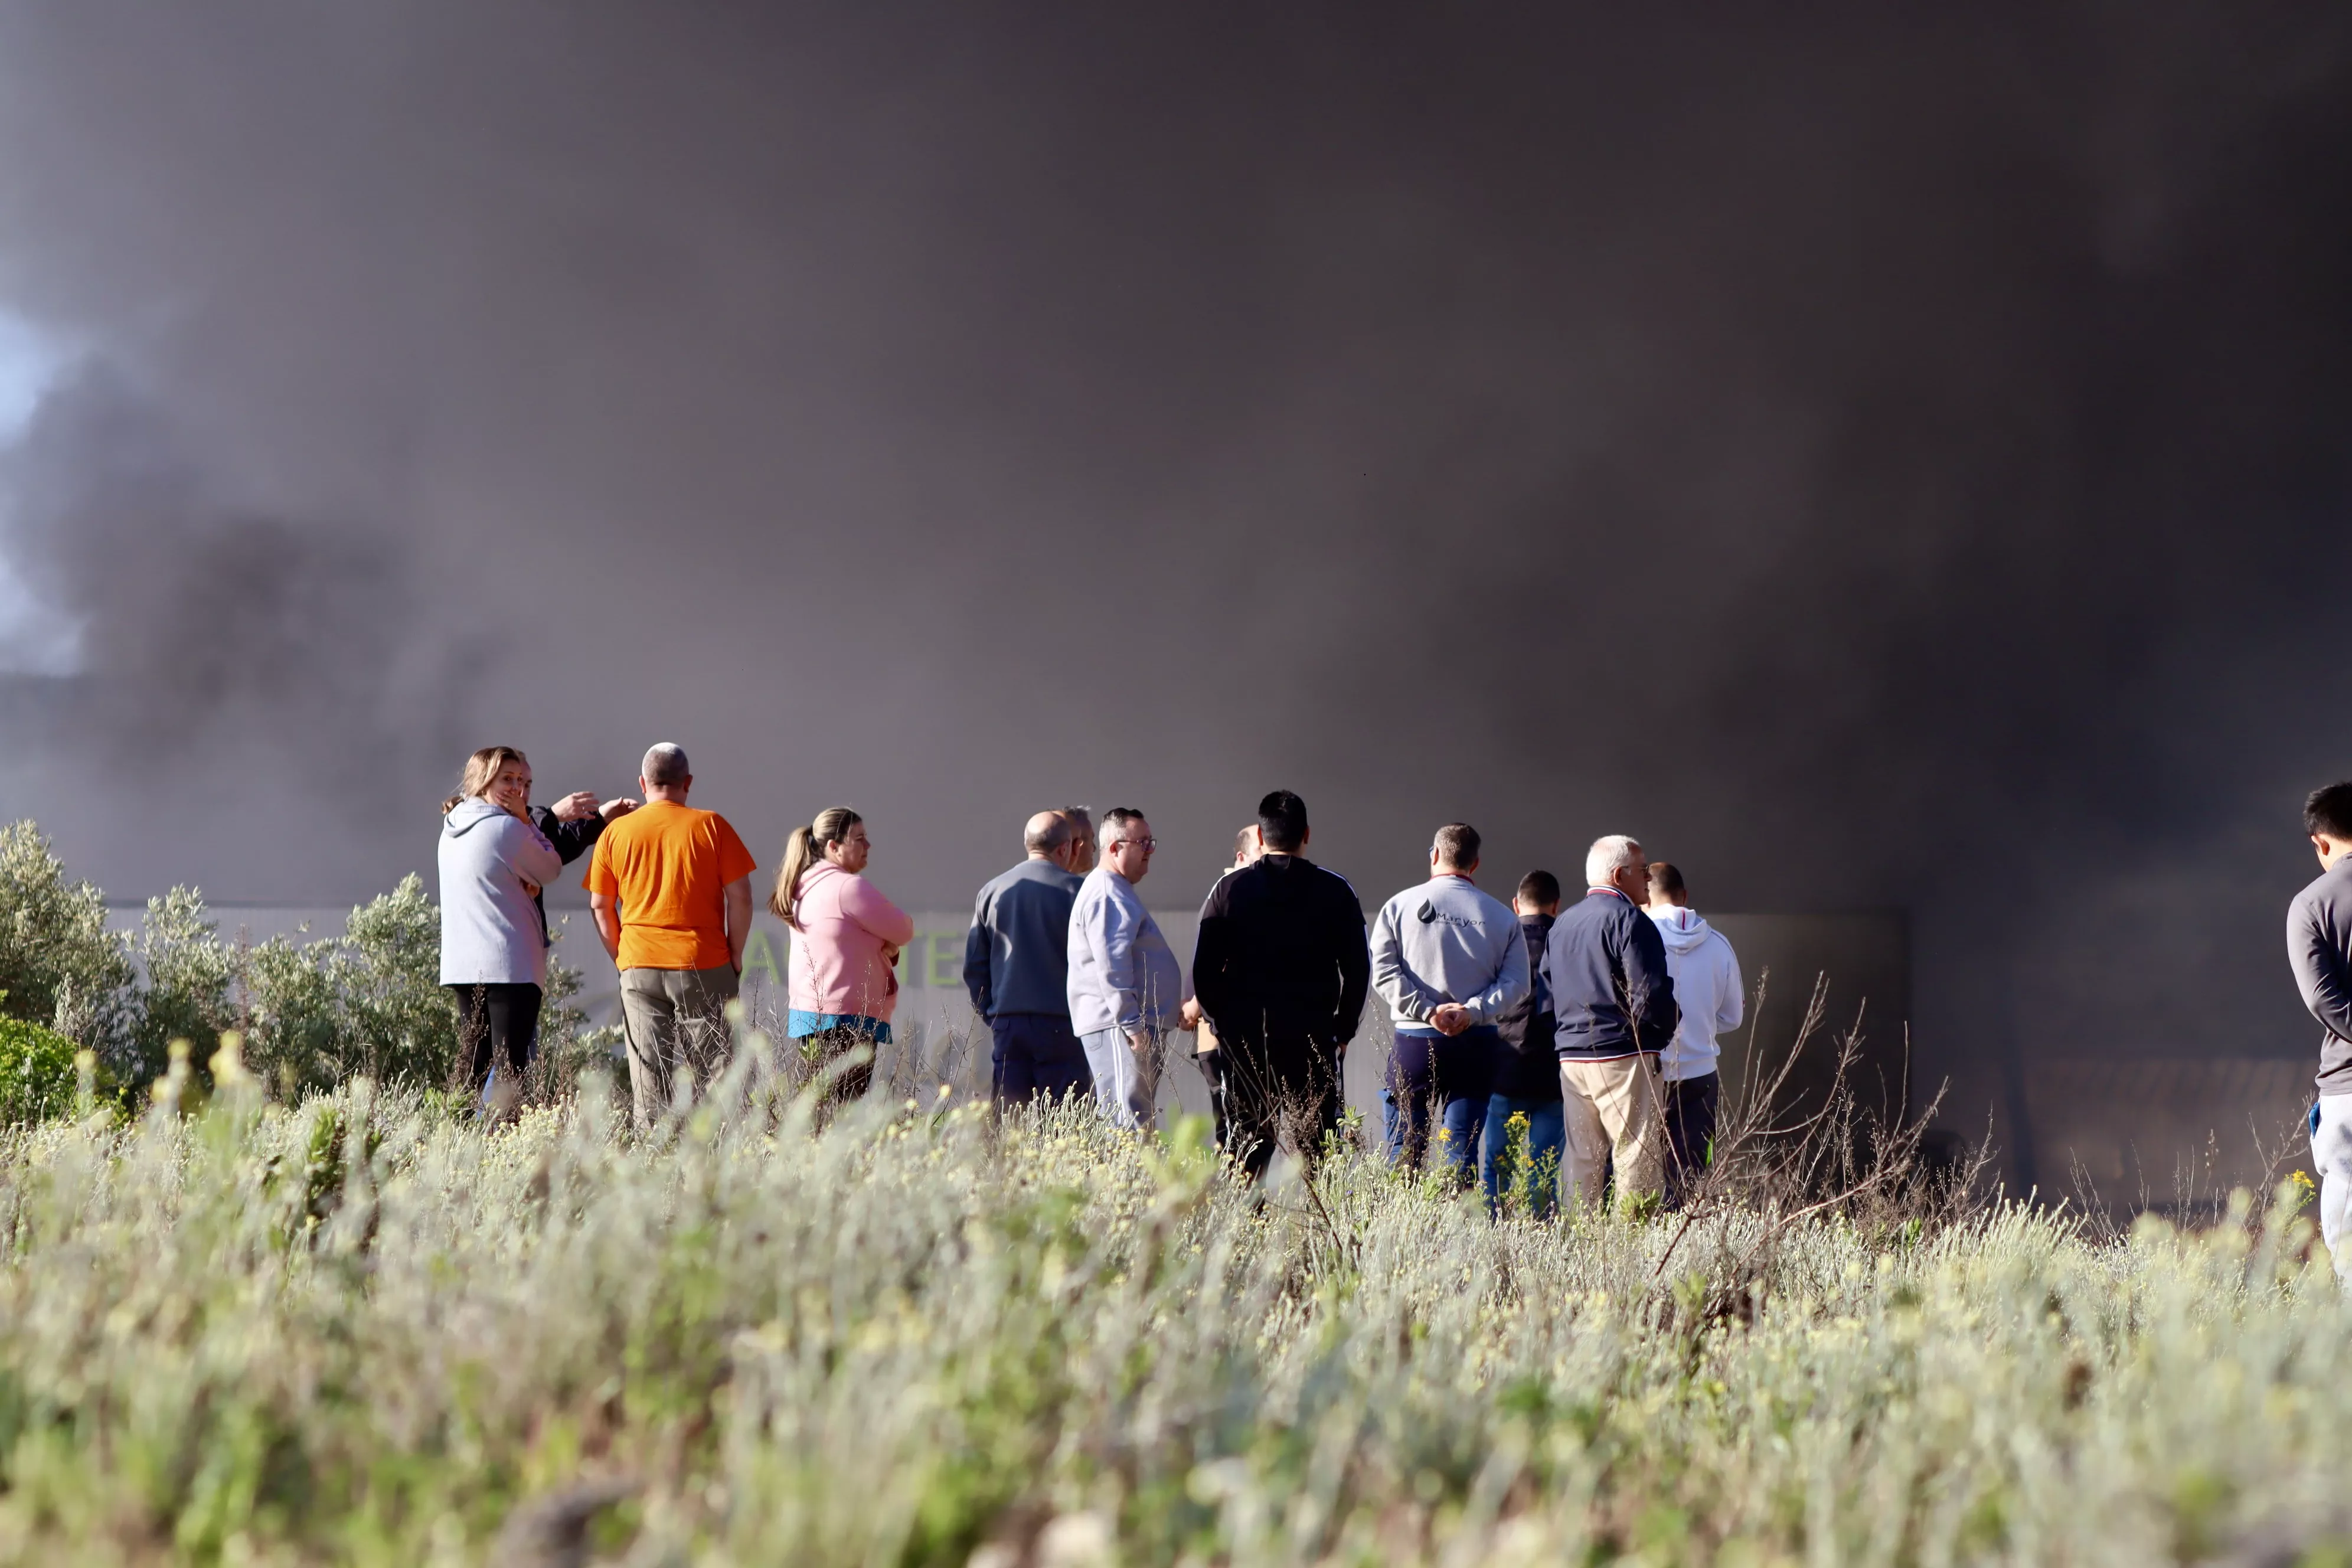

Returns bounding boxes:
[1371,822,1529,1182]
[2291,780,2352,1273]
[1067,808,1183,1132]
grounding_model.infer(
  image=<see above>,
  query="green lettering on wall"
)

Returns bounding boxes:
[741,929,782,988]
[927,930,961,989]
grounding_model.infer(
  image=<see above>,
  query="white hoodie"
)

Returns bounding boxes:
[1645,906,1743,1082]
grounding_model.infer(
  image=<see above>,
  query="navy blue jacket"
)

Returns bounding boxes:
[1493,911,1562,1099]
[963,858,1083,1018]
[1545,888,1678,1060]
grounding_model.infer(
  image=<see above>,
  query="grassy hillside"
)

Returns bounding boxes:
[0,1054,2340,1567]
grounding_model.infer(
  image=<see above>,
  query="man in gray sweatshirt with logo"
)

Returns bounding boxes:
[2290,780,2352,1273]
[1371,822,1530,1184]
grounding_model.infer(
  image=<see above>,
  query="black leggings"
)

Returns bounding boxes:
[450,982,543,1089]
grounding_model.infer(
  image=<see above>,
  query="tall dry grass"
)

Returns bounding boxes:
[0,1028,2341,1567]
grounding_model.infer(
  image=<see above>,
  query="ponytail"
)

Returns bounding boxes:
[771,806,863,929]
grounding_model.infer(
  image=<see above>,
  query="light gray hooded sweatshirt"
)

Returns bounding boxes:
[439,798,566,988]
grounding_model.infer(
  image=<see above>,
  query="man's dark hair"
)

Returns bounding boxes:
[2307,783,2352,840]
[1101,807,1148,848]
[1433,822,1481,870]
[1648,861,1687,900]
[1257,789,1308,852]
[1516,869,1560,907]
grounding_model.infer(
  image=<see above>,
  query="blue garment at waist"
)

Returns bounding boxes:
[787,1010,893,1044]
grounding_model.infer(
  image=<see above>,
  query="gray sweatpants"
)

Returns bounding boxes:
[1080,1027,1159,1132]
[2311,1093,2352,1278]
[619,964,738,1131]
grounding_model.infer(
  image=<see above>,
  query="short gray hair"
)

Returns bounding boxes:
[1585,834,1641,888]
[642,743,690,786]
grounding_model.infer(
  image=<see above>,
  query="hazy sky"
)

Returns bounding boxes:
[0,2,2348,1149]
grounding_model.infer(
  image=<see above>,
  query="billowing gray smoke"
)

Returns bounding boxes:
[0,368,464,896]
[0,2,2348,1165]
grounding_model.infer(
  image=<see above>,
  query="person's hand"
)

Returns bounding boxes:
[1431,1002,1472,1036]
[1179,997,1204,1030]
[551,791,600,824]
[1126,1028,1152,1056]
[600,797,640,822]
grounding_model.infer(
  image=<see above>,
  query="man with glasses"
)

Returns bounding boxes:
[1066,808,1182,1131]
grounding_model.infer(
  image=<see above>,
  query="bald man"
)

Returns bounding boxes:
[965,811,1092,1107]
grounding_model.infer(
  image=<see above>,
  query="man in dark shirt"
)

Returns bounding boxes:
[965,811,1089,1108]
[1192,790,1372,1180]
[1179,825,1263,1146]
[1484,870,1565,1217]
[1546,834,1678,1214]
[2289,780,2352,1270]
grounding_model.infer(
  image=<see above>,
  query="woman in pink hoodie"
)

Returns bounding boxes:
[771,807,915,1109]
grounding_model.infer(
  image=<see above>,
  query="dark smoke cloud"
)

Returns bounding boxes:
[0,367,472,896]
[0,2,2347,1161]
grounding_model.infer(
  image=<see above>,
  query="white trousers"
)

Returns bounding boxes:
[1081,1027,1158,1132]
[2311,1094,2352,1274]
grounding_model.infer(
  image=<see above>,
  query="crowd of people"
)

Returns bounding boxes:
[430,753,2352,1239]
[435,742,1749,1214]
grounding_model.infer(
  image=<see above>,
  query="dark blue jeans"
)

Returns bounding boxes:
[991,1014,1092,1108]
[1383,1027,1497,1182]
[1480,1094,1566,1219]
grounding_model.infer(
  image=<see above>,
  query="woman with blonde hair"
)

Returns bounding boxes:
[773,808,914,1107]
[439,746,567,1108]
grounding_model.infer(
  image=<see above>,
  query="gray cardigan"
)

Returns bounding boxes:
[439,798,566,988]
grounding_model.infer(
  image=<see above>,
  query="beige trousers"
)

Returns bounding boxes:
[618,964,739,1131]
[1559,1053,1667,1213]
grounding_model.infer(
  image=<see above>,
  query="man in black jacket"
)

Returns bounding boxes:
[1546,834,1677,1214]
[1484,870,1565,1217]
[1192,790,1371,1180]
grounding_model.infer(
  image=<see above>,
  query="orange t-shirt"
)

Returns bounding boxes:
[582,802,758,971]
